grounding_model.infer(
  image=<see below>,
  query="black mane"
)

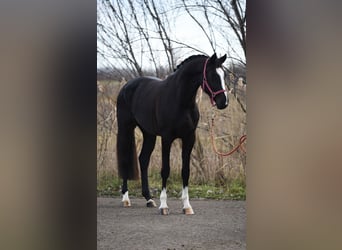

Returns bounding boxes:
[174,54,207,72]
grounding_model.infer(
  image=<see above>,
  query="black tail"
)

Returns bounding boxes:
[116,90,139,180]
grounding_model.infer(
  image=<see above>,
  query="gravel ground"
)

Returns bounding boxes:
[97,197,246,250]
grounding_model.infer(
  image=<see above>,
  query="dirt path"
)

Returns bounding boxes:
[97,197,246,250]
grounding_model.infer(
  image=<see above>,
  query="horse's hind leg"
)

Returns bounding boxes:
[139,132,157,207]
[181,133,196,215]
[121,179,131,207]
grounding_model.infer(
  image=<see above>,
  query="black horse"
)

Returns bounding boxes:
[116,53,228,215]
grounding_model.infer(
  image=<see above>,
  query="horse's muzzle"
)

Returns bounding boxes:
[216,102,228,110]
[214,95,228,109]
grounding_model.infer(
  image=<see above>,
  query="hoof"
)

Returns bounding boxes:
[146,199,157,208]
[122,200,131,207]
[182,207,194,215]
[159,207,170,215]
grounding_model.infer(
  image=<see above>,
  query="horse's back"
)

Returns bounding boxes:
[117,76,164,134]
[118,77,159,107]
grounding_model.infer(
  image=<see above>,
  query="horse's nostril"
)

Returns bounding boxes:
[218,102,228,110]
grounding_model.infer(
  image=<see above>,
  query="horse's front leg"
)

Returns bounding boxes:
[159,138,172,215]
[181,133,195,215]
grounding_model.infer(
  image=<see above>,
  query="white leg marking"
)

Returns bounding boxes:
[122,191,131,207]
[216,68,228,105]
[181,187,191,209]
[146,199,157,207]
[159,188,168,209]
[182,187,194,214]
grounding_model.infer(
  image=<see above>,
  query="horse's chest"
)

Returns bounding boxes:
[170,112,199,135]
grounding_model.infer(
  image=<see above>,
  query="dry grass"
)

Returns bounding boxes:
[97,79,246,196]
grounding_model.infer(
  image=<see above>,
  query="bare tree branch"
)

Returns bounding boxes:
[144,0,175,71]
[97,0,246,76]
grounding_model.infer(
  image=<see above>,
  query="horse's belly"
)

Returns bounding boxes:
[164,117,197,138]
[135,114,159,135]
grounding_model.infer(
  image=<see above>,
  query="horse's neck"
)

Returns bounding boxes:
[176,68,202,108]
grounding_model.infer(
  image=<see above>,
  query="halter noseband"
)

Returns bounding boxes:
[201,58,226,106]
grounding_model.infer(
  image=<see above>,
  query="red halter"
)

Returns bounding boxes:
[201,58,226,106]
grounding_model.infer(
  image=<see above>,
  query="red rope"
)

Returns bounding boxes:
[210,117,246,157]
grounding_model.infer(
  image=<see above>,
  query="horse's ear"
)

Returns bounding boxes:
[208,53,217,65]
[216,54,227,67]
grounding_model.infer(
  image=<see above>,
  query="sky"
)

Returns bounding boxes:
[97,1,245,70]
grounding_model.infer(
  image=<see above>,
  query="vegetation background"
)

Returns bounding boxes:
[97,0,246,200]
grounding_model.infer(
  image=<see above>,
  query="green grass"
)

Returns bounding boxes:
[97,171,245,200]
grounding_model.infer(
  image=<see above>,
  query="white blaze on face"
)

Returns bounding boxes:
[159,188,168,209]
[216,68,228,105]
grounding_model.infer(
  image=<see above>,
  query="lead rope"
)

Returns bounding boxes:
[209,110,246,156]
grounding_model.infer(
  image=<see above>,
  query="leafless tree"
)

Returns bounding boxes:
[127,0,160,76]
[179,0,246,65]
[218,0,246,63]
[143,0,176,72]
[98,0,246,75]
[98,0,143,77]
[98,0,177,77]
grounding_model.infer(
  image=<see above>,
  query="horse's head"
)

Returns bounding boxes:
[202,53,228,110]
